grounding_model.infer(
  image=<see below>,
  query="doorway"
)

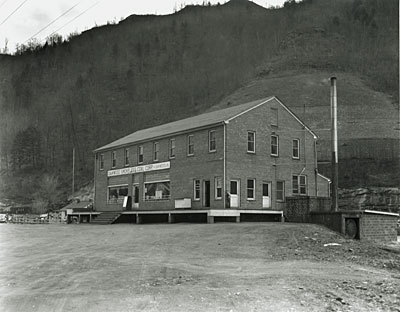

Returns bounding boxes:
[230,180,240,208]
[204,180,210,208]
[133,185,139,209]
[262,182,271,208]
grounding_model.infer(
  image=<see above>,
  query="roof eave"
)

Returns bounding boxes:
[93,121,225,153]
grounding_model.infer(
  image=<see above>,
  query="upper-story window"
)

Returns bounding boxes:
[271,108,278,126]
[138,146,144,164]
[271,135,279,156]
[292,175,307,195]
[124,148,130,166]
[209,130,216,152]
[111,151,116,168]
[247,131,256,153]
[169,139,175,159]
[153,142,159,161]
[187,135,194,156]
[99,154,104,170]
[292,139,300,159]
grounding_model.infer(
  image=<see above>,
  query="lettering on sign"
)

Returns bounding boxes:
[107,161,170,177]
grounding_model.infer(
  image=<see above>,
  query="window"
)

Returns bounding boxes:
[209,130,216,152]
[108,185,128,204]
[271,135,279,156]
[144,181,170,200]
[194,179,201,200]
[292,175,307,195]
[247,179,255,200]
[124,148,130,166]
[99,154,104,170]
[169,139,175,158]
[247,131,256,153]
[153,142,159,161]
[138,146,143,164]
[292,139,300,159]
[271,108,278,126]
[187,135,194,156]
[215,177,222,199]
[276,181,285,201]
[111,151,116,168]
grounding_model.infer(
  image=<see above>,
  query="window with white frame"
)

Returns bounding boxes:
[99,154,104,170]
[271,108,278,126]
[153,142,159,161]
[111,151,116,168]
[292,139,300,159]
[247,179,255,200]
[209,130,216,152]
[215,177,222,199]
[292,175,307,195]
[124,148,130,166]
[194,179,201,200]
[138,146,144,164]
[276,181,285,201]
[187,135,194,156]
[108,185,128,204]
[271,135,279,156]
[144,181,170,200]
[247,131,256,153]
[169,139,175,158]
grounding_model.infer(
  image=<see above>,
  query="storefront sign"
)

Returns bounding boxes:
[107,161,170,177]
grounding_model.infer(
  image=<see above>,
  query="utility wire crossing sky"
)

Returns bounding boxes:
[0,0,286,53]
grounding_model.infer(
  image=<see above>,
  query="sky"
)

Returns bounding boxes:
[0,0,286,54]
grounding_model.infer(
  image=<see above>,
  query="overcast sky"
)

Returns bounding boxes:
[0,0,286,53]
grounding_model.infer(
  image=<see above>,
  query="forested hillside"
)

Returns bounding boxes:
[0,0,398,209]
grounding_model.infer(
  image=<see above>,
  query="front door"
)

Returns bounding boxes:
[230,180,240,208]
[262,182,271,208]
[204,180,210,208]
[133,185,139,209]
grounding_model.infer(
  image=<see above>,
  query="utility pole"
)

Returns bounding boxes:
[330,77,339,211]
[72,147,75,196]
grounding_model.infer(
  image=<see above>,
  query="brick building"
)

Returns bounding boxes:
[93,97,330,222]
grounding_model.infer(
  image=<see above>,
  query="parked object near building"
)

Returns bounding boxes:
[93,97,330,223]
[59,200,97,224]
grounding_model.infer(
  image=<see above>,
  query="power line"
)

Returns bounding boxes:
[0,0,29,27]
[24,2,82,43]
[45,1,101,42]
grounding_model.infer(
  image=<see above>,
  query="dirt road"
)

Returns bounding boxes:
[0,223,399,311]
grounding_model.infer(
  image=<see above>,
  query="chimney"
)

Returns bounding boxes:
[330,77,338,211]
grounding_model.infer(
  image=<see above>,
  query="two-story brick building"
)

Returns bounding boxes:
[93,96,330,223]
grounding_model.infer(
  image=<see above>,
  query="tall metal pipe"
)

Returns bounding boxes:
[330,77,339,211]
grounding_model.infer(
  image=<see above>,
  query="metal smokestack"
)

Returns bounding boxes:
[330,77,339,211]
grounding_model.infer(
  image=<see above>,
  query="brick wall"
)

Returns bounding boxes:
[94,126,224,211]
[360,213,398,242]
[225,98,326,210]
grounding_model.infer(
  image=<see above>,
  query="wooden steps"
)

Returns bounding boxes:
[91,212,121,225]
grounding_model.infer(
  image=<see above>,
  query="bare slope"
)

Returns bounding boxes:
[214,70,398,141]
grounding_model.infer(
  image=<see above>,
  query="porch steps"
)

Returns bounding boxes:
[91,212,121,225]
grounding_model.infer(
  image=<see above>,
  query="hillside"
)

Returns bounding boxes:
[0,0,398,207]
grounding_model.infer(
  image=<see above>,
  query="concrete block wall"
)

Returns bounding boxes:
[360,213,398,242]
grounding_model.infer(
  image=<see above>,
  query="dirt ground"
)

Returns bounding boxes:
[0,222,399,312]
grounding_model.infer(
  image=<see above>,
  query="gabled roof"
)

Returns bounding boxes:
[95,96,316,152]
[60,201,93,211]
